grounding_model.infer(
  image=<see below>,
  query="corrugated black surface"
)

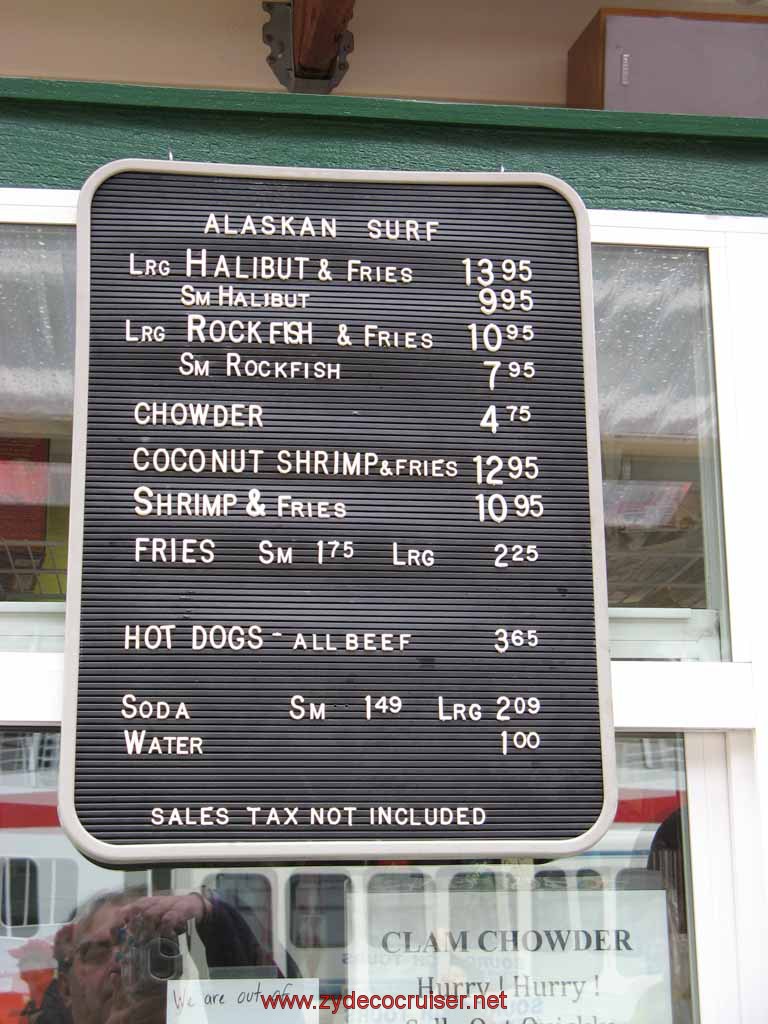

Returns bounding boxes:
[74,170,604,848]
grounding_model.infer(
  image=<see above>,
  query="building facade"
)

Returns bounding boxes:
[1,12,767,1020]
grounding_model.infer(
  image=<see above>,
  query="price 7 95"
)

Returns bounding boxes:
[483,360,535,390]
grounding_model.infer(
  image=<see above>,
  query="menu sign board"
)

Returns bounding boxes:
[60,161,614,862]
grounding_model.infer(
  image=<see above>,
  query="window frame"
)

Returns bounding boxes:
[0,192,765,1022]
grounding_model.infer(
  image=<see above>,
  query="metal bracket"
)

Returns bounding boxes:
[263,1,354,94]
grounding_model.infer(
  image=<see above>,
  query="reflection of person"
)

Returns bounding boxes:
[37,926,74,1024]
[647,808,687,935]
[58,889,289,1024]
[9,940,56,1023]
[647,808,691,1024]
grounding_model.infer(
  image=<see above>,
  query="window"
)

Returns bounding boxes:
[594,244,728,660]
[205,872,273,956]
[0,727,703,1023]
[0,859,39,930]
[0,198,760,1022]
[367,872,432,946]
[0,224,74,652]
[0,222,729,661]
[0,859,79,934]
[289,874,350,948]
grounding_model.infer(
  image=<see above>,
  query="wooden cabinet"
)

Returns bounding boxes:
[568,8,768,116]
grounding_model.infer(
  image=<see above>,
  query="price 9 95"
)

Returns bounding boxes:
[478,288,534,317]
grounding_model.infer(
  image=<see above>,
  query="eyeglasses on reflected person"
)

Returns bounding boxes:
[71,930,127,968]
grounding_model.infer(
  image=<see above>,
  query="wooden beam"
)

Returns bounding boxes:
[292,0,354,78]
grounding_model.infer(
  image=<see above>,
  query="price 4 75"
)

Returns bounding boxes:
[480,403,531,433]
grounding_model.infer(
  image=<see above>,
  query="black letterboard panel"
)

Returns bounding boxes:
[62,162,614,862]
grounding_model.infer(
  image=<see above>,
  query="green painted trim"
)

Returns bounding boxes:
[1,74,765,215]
[1,75,767,141]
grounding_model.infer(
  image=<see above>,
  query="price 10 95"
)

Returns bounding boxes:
[475,493,544,522]
[468,322,534,350]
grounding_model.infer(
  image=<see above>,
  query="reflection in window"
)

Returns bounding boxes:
[594,245,728,660]
[0,226,73,657]
[1,730,698,1022]
[0,226,75,429]
[437,735,694,1023]
[290,874,349,948]
[1,860,39,930]
[0,227,728,662]
[368,872,432,947]
[576,868,602,890]
[450,871,493,892]
[533,869,567,891]
[448,872,516,935]
[206,873,273,957]
[0,731,59,780]
[0,859,79,935]
[0,436,69,602]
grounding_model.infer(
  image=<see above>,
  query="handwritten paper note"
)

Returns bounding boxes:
[167,979,318,1024]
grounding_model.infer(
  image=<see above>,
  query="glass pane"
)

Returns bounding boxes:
[203,872,273,957]
[593,245,729,660]
[0,728,699,1024]
[0,230,728,660]
[0,860,39,929]
[0,435,70,609]
[290,875,350,949]
[0,225,74,650]
[0,226,75,430]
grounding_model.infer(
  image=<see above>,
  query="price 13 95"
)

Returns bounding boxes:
[461,257,533,286]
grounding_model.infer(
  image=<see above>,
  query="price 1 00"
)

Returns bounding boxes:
[501,730,541,753]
